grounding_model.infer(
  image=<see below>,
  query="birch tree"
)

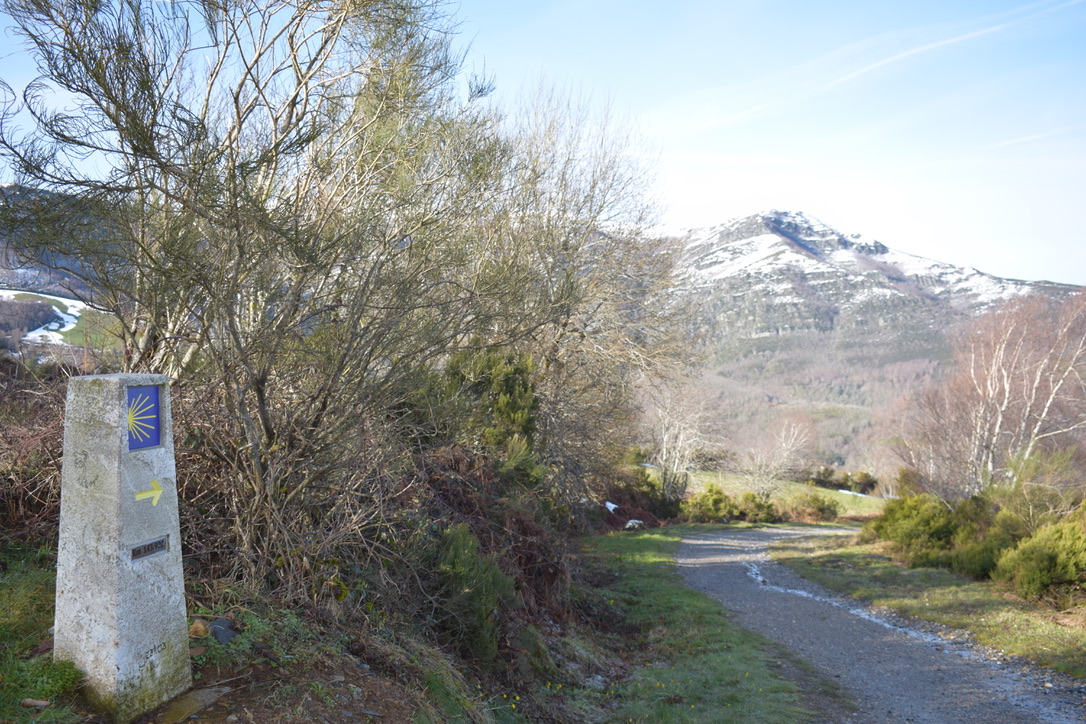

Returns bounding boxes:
[896,293,1086,501]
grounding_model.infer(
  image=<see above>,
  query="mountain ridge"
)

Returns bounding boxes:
[677,210,1081,471]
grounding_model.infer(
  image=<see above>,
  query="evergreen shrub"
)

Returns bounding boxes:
[611,458,682,520]
[737,492,780,523]
[780,491,840,522]
[865,494,955,562]
[679,485,780,524]
[434,523,515,665]
[994,510,1086,600]
[680,483,737,523]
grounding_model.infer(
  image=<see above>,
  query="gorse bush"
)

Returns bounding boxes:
[679,485,779,524]
[994,508,1086,600]
[805,467,877,495]
[680,483,735,523]
[608,453,682,520]
[779,491,840,523]
[864,492,1086,601]
[946,509,1021,580]
[865,494,955,559]
[864,493,1020,578]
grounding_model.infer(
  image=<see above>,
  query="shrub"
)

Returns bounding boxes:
[948,535,1005,579]
[994,510,1086,600]
[864,492,1037,579]
[736,492,780,523]
[609,454,682,520]
[780,491,839,523]
[849,471,878,495]
[680,483,738,523]
[865,494,955,562]
[938,505,1009,578]
[805,466,837,490]
[433,523,515,665]
[680,486,781,524]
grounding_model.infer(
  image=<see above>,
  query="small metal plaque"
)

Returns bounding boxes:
[131,535,168,561]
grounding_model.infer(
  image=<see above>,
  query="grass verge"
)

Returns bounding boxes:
[0,544,84,723]
[575,525,846,723]
[771,534,1086,678]
[3,525,857,723]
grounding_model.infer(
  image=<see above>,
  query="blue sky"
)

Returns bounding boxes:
[453,0,1086,284]
[1,1,1083,284]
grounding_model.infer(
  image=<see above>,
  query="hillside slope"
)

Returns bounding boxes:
[679,210,1079,470]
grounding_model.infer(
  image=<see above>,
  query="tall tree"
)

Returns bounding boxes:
[0,1,683,591]
[895,293,1086,501]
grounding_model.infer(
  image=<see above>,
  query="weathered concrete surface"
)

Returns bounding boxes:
[55,374,190,723]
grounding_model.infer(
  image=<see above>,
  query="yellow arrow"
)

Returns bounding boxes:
[135,479,163,506]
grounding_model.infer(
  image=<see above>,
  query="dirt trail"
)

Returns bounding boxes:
[677,527,1086,724]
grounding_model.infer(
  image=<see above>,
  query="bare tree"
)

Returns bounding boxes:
[895,293,1086,501]
[0,1,683,593]
[643,383,706,503]
[734,417,813,500]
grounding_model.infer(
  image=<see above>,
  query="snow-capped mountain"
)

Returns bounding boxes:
[678,211,1080,470]
[682,210,1071,336]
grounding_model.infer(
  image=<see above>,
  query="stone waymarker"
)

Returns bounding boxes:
[55,374,191,723]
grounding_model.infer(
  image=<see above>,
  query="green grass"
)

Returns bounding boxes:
[12,292,68,313]
[772,534,1086,678]
[0,545,84,723]
[576,526,839,722]
[60,307,120,350]
[690,471,886,519]
[11,292,121,350]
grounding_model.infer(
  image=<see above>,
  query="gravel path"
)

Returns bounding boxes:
[677,527,1086,723]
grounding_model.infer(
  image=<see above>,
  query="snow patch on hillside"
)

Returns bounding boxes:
[0,289,86,343]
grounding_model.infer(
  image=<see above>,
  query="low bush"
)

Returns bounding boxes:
[737,492,780,523]
[607,453,682,520]
[994,509,1086,600]
[780,491,839,523]
[803,466,877,494]
[862,491,1086,602]
[680,485,780,524]
[432,523,515,665]
[680,483,736,523]
[943,507,1019,579]
[865,494,955,560]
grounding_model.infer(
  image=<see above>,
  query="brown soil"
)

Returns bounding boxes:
[139,659,420,724]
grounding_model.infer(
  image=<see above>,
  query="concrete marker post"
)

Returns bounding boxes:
[55,374,191,723]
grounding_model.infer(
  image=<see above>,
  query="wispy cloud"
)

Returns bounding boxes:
[652,0,1086,137]
[821,0,1086,91]
[982,127,1079,150]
